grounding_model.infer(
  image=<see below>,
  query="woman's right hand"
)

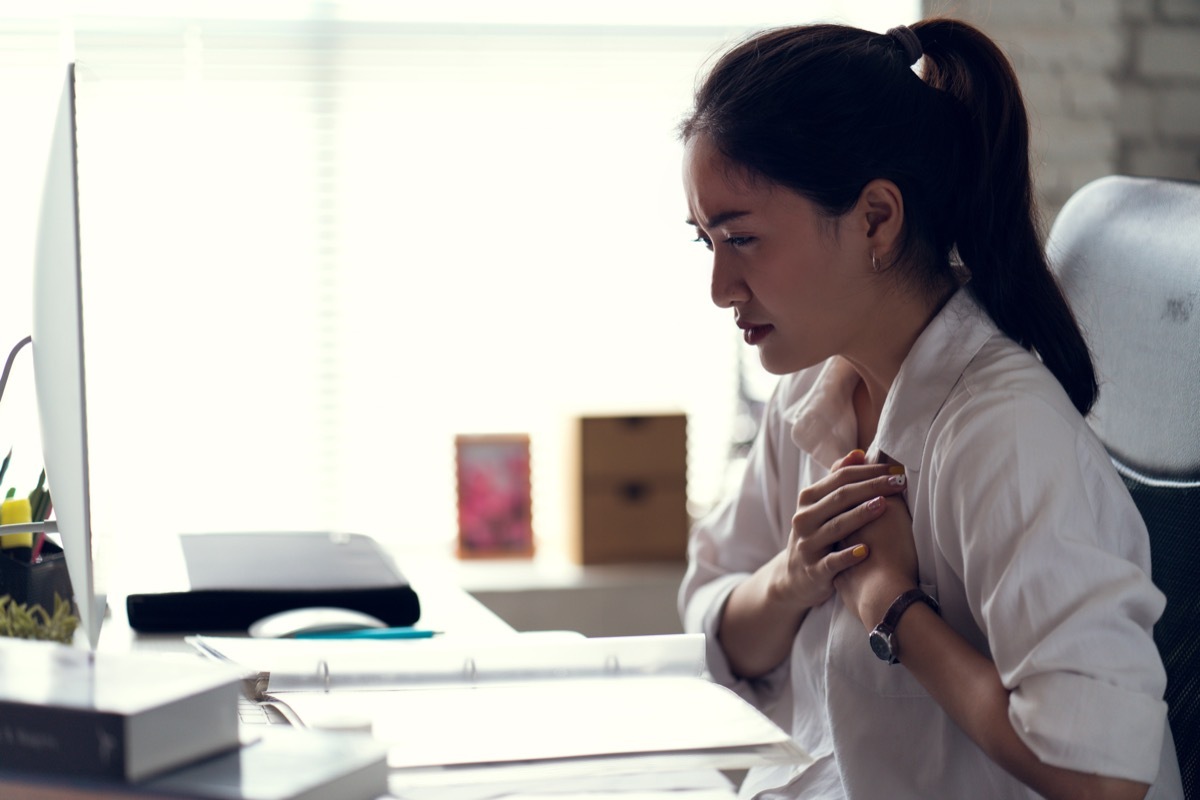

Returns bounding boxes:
[773,449,909,611]
[718,449,908,680]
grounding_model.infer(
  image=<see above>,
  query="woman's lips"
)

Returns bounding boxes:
[742,324,774,345]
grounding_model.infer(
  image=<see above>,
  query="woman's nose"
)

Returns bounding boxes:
[711,256,748,308]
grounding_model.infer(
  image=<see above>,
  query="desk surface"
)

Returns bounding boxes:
[45,547,737,800]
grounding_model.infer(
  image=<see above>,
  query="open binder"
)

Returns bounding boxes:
[187,633,810,778]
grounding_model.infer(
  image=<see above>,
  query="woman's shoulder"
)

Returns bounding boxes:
[955,334,1084,427]
[927,334,1111,481]
[930,334,1134,510]
[925,334,1151,567]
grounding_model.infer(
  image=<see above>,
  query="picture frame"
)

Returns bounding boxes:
[454,434,534,559]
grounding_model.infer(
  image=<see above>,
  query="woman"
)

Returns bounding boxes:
[677,17,1183,800]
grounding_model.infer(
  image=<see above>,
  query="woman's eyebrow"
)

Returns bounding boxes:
[685,210,752,229]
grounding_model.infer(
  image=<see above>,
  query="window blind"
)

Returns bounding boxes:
[0,3,915,558]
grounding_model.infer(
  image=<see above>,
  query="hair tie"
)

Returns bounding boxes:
[886,25,922,66]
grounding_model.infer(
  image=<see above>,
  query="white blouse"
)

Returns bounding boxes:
[679,289,1183,799]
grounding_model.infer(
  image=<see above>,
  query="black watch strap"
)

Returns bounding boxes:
[881,588,939,630]
[869,588,940,664]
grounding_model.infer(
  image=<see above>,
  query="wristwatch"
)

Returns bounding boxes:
[868,588,940,664]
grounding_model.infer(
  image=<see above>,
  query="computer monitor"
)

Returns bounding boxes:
[30,62,103,650]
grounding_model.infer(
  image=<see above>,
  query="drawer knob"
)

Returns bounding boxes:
[620,481,649,502]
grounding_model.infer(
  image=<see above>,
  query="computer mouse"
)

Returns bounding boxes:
[247,606,388,639]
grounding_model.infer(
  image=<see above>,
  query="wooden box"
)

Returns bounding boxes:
[567,414,688,565]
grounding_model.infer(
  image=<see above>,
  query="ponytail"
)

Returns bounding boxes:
[912,18,1098,414]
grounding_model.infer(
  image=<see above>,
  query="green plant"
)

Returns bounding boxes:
[0,593,79,644]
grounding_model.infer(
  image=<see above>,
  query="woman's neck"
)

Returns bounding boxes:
[846,283,957,451]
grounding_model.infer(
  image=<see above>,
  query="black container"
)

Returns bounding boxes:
[0,539,75,614]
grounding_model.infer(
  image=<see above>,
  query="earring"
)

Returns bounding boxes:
[871,250,881,272]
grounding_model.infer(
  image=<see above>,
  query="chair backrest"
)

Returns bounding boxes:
[1046,175,1200,798]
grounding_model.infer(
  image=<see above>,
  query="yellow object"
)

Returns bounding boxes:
[0,497,34,549]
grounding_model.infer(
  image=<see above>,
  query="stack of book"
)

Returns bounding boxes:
[0,637,388,799]
[0,637,243,782]
[0,727,389,799]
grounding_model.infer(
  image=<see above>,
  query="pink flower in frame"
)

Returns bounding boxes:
[455,434,534,558]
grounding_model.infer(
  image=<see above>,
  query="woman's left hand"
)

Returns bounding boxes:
[833,476,921,629]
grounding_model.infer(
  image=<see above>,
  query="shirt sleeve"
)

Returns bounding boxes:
[677,378,796,708]
[929,387,1169,783]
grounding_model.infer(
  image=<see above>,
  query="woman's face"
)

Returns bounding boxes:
[683,135,878,375]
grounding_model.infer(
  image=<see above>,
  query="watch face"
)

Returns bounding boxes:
[869,628,896,662]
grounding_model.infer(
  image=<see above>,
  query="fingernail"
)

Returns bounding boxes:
[850,449,866,459]
[888,465,905,475]
[867,496,884,511]
[888,474,907,487]
[851,544,867,558]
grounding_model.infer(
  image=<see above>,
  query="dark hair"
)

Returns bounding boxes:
[680,18,1098,415]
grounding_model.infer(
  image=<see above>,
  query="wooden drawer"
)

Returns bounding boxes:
[566,413,689,565]
[579,480,688,565]
[580,415,687,478]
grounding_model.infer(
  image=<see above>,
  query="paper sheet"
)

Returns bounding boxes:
[273,676,803,771]
[388,768,736,800]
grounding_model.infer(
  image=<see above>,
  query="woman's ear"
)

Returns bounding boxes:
[857,178,905,257]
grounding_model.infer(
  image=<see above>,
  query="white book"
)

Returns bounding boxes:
[0,727,389,800]
[187,633,810,779]
[0,637,242,782]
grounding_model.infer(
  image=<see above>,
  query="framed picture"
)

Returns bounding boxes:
[454,434,534,559]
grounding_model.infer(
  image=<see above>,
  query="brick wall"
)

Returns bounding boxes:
[1117,0,1200,183]
[923,0,1200,224]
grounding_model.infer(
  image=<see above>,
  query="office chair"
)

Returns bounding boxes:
[1046,175,1200,798]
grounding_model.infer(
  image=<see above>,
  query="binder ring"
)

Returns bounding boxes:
[318,659,331,693]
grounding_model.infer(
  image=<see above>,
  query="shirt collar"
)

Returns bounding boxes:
[784,288,997,472]
[872,288,997,472]
[786,357,861,470]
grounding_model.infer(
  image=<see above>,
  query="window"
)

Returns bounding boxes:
[0,2,917,559]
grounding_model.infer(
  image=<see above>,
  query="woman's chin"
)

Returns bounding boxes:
[758,348,826,377]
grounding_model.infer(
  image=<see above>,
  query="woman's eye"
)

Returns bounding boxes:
[691,233,753,251]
